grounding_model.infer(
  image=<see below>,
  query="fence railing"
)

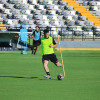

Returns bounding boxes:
[0,26,100,51]
[0,26,100,44]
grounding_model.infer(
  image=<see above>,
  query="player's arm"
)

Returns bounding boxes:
[50,44,57,48]
[49,38,57,48]
[40,31,42,38]
[32,31,35,40]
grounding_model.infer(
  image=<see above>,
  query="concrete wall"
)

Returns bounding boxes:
[58,41,100,48]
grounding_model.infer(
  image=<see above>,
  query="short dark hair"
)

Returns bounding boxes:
[36,26,39,28]
[43,29,49,34]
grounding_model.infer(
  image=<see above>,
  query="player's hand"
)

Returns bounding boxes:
[49,44,54,48]
[33,38,35,40]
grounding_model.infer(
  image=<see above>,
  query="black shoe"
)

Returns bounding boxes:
[34,52,36,55]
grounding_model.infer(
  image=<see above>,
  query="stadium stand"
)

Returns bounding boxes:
[0,0,100,50]
[0,0,99,28]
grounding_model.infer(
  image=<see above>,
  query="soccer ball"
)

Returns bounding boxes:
[57,74,64,80]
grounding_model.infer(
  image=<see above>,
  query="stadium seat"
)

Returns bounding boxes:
[70,11,76,15]
[22,0,27,4]
[0,0,99,38]
[34,5,39,10]
[78,16,86,21]
[52,1,58,5]
[37,0,42,4]
[64,21,69,25]
[56,10,61,15]
[74,31,83,36]
[82,26,92,31]
[58,0,66,5]
[7,19,13,25]
[59,5,64,10]
[42,15,48,20]
[63,16,68,20]
[31,0,37,5]
[23,20,29,25]
[46,10,51,15]
[59,21,65,26]
[51,10,56,15]
[78,21,84,26]
[0,8,5,13]
[22,15,28,20]
[67,16,73,20]
[61,11,70,16]
[44,20,49,26]
[0,0,7,4]
[97,2,100,6]
[1,14,7,20]
[29,5,34,10]
[43,0,48,5]
[53,5,59,10]
[7,47,13,51]
[58,16,63,20]
[2,47,8,51]
[7,14,12,19]
[38,5,44,10]
[48,1,53,5]
[3,4,9,9]
[34,10,41,15]
[29,20,33,25]
[68,21,75,26]
[89,6,98,11]
[0,4,4,9]
[73,15,78,21]
[25,10,31,15]
[88,1,96,6]
[27,15,33,20]
[41,10,46,15]
[67,6,73,10]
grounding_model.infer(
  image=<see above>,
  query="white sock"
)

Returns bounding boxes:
[60,63,62,67]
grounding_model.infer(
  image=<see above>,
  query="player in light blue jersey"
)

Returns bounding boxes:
[32,26,42,55]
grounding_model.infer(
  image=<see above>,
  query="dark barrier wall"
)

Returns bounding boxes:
[0,33,19,48]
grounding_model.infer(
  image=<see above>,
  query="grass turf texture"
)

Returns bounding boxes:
[0,50,100,100]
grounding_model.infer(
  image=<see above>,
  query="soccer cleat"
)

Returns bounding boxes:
[34,51,36,55]
[44,75,51,79]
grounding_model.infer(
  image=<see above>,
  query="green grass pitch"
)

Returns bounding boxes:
[0,50,100,100]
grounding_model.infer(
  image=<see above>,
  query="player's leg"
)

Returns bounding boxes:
[43,60,51,79]
[32,40,35,54]
[32,46,34,54]
[34,46,38,55]
[34,40,40,55]
[43,60,49,73]
[55,62,62,67]
[50,54,62,67]
[32,46,35,54]
[42,55,51,79]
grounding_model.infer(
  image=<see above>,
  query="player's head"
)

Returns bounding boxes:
[36,26,39,31]
[43,29,49,38]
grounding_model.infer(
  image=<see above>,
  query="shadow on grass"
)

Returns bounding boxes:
[0,53,18,54]
[0,76,59,81]
[39,78,57,80]
[0,76,39,79]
